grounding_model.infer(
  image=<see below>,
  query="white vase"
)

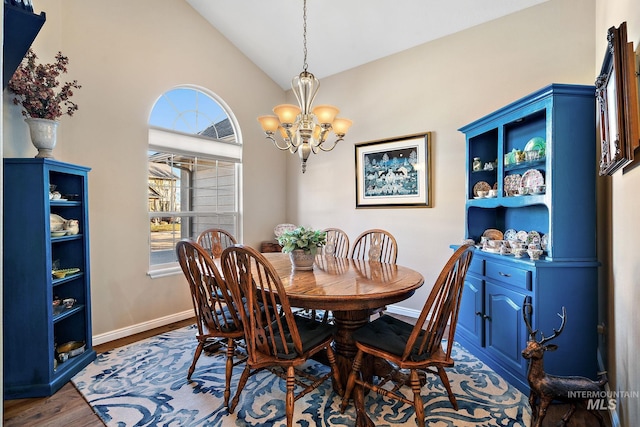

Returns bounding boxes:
[25,118,59,159]
[289,249,315,271]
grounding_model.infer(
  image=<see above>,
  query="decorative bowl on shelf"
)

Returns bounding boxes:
[56,341,85,362]
[51,230,67,237]
[52,268,80,279]
[524,136,546,156]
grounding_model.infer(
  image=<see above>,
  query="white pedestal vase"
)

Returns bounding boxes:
[25,118,59,159]
[289,249,316,270]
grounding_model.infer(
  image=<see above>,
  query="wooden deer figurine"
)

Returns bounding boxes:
[521,298,607,427]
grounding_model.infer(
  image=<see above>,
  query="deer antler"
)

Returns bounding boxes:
[522,296,538,340]
[539,307,567,345]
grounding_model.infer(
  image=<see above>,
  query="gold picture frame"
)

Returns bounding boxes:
[355,132,432,208]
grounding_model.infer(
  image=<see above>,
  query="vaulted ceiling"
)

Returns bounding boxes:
[187,0,549,89]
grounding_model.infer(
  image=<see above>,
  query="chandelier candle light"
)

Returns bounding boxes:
[257,0,352,173]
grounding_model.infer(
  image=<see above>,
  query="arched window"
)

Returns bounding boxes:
[147,86,242,277]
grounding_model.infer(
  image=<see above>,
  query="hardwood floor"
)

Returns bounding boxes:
[3,317,196,427]
[3,314,610,427]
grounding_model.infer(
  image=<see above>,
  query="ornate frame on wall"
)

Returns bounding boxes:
[355,132,432,208]
[596,22,640,175]
[596,23,629,175]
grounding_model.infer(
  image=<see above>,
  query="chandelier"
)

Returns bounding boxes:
[257,0,352,173]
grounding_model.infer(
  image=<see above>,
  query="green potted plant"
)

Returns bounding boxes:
[277,226,326,270]
[8,48,81,159]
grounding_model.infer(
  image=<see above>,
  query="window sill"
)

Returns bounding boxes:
[147,266,182,279]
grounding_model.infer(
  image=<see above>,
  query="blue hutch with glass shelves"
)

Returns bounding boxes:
[3,158,95,399]
[454,84,600,393]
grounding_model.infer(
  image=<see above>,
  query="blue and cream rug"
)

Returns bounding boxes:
[72,325,531,426]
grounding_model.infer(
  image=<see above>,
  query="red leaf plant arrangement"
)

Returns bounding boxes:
[8,48,81,120]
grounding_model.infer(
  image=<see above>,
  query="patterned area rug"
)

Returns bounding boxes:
[72,325,531,426]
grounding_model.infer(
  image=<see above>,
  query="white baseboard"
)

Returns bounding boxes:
[385,304,420,319]
[93,306,418,347]
[92,310,194,346]
[598,349,620,427]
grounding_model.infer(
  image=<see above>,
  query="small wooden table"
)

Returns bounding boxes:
[262,253,424,426]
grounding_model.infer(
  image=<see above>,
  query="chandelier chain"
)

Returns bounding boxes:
[257,0,351,173]
[302,0,308,72]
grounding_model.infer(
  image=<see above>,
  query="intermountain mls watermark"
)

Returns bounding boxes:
[567,390,639,410]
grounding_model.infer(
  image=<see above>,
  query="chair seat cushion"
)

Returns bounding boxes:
[272,316,335,359]
[205,304,241,333]
[353,315,429,362]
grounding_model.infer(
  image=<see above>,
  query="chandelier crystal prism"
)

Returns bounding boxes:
[257,0,352,173]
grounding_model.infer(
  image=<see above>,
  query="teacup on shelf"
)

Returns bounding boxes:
[510,241,524,250]
[513,248,527,258]
[532,185,546,194]
[525,150,540,161]
[527,248,543,260]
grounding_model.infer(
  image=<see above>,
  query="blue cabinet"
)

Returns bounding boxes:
[455,84,600,393]
[3,158,95,399]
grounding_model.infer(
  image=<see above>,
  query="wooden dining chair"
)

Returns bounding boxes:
[349,228,398,263]
[221,244,343,427]
[293,227,349,323]
[322,227,350,257]
[340,244,475,427]
[196,228,237,258]
[350,229,398,318]
[175,239,245,408]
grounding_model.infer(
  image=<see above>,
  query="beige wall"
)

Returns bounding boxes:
[2,0,287,337]
[287,0,596,313]
[596,1,640,425]
[3,0,639,424]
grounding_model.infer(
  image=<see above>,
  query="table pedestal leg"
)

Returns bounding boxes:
[331,309,369,389]
[332,309,375,426]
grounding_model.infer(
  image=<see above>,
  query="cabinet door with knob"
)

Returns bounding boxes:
[458,262,484,347]
[484,282,529,378]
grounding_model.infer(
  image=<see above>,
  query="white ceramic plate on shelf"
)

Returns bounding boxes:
[521,169,544,188]
[526,231,541,246]
[541,233,549,250]
[516,230,528,242]
[504,229,518,241]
